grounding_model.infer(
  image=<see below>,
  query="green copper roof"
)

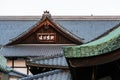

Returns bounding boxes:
[63,26,120,58]
[0,55,12,72]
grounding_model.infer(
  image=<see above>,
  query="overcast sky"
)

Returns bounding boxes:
[0,0,120,16]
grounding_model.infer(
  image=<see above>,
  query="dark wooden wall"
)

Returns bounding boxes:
[19,25,75,44]
[67,58,120,80]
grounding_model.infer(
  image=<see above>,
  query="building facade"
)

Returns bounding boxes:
[1,11,120,80]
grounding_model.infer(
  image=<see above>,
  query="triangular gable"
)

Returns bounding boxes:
[6,11,83,45]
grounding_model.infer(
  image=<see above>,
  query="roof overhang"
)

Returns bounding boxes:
[67,48,120,67]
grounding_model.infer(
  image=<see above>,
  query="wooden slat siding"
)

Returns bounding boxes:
[20,24,76,44]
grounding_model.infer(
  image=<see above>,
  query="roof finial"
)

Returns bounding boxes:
[44,10,49,14]
[41,10,52,20]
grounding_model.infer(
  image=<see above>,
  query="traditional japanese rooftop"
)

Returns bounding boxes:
[0,16,120,45]
[1,12,120,80]
[63,23,120,58]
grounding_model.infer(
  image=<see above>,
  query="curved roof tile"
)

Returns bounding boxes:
[63,24,120,58]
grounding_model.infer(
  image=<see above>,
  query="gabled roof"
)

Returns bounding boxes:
[6,11,83,45]
[63,23,120,58]
[27,54,68,69]
[19,69,71,80]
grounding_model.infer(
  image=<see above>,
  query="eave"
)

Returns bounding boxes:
[63,23,120,58]
[67,48,120,67]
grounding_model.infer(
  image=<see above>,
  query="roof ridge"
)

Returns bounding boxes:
[1,16,120,20]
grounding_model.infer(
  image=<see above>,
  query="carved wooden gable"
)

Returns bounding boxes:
[7,11,83,45]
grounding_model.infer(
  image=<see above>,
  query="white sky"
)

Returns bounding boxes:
[0,0,120,16]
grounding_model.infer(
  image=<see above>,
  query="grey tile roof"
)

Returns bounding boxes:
[19,69,71,80]
[0,20,120,45]
[58,20,120,42]
[0,45,63,57]
[0,20,37,45]
[28,55,68,68]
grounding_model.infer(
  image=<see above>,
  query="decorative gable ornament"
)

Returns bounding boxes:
[41,11,52,21]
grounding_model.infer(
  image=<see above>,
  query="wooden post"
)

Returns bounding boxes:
[27,66,29,75]
[92,66,95,80]
[12,58,14,68]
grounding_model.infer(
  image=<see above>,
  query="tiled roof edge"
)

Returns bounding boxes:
[8,70,28,77]
[28,53,64,61]
[19,69,63,80]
